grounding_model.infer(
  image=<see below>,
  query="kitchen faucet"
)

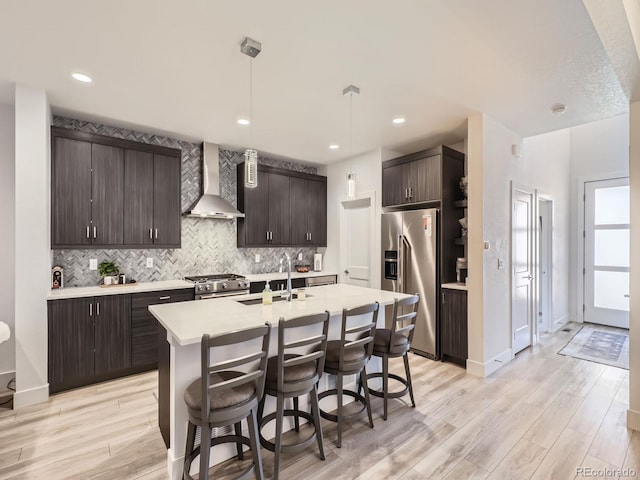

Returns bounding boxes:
[280,252,292,301]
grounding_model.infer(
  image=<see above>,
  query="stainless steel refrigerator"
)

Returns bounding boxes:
[381,209,438,359]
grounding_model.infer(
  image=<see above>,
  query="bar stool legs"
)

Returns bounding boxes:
[367,351,416,420]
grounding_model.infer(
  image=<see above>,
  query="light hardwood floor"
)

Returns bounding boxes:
[0,324,636,480]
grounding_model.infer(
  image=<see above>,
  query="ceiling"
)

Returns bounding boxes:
[0,0,632,164]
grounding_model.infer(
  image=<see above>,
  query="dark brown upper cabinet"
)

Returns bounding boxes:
[52,137,124,247]
[237,164,327,247]
[123,150,181,247]
[51,127,182,249]
[290,176,327,246]
[52,137,93,246]
[382,145,465,285]
[382,153,442,206]
[91,144,125,245]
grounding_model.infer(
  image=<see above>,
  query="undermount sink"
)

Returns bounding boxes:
[237,293,311,306]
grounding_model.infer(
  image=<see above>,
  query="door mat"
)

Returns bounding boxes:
[558,324,629,370]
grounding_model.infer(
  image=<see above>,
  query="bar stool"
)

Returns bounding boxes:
[319,302,379,448]
[258,312,330,480]
[183,323,271,480]
[365,294,419,420]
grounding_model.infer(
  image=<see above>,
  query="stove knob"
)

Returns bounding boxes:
[222,282,228,289]
[205,284,211,291]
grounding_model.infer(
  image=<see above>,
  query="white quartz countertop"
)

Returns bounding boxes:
[441,282,468,291]
[150,283,411,347]
[47,280,193,300]
[243,271,339,282]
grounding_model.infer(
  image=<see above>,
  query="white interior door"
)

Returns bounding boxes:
[340,196,373,286]
[512,186,535,354]
[584,178,630,328]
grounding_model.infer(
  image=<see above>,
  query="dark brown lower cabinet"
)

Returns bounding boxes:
[48,295,131,393]
[440,288,468,367]
[130,288,194,370]
[48,298,95,390]
[94,295,131,375]
[48,288,194,393]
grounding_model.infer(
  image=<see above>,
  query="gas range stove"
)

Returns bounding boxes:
[185,274,250,300]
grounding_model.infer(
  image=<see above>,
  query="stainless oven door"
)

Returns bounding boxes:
[196,290,250,300]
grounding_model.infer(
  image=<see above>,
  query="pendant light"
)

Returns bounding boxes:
[241,37,261,189]
[343,84,359,199]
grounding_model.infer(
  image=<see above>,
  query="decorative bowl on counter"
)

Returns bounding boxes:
[295,265,311,273]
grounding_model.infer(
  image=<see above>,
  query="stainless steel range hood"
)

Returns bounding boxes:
[185,142,244,219]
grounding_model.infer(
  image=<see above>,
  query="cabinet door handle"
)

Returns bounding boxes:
[89,303,93,317]
[442,293,446,304]
[154,228,158,240]
[159,296,171,300]
[86,226,90,239]
[266,231,269,241]
[96,302,100,316]
[404,188,408,199]
[93,226,97,239]
[149,228,153,239]
[309,232,312,241]
[269,231,273,241]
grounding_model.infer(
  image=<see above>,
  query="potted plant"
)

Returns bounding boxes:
[98,261,120,285]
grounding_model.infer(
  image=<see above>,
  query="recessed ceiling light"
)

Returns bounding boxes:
[237,118,250,125]
[550,104,567,115]
[392,117,406,125]
[71,72,92,83]
[329,144,340,150]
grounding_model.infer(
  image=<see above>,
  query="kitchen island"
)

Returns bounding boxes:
[149,283,411,480]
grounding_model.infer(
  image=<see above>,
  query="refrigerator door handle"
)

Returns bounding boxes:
[398,234,411,293]
[397,234,403,293]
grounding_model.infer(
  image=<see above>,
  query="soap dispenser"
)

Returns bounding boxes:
[262,281,273,305]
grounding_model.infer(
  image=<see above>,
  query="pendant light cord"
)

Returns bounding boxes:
[249,57,253,147]
[349,91,353,157]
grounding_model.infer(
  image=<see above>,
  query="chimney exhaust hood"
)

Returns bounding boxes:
[184,142,245,219]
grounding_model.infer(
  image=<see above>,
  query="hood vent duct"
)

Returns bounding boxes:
[184,142,245,219]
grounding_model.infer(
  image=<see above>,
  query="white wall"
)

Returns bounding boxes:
[322,148,383,288]
[523,129,572,329]
[569,114,630,322]
[0,103,15,381]
[467,114,485,366]
[628,102,640,430]
[14,85,51,408]
[467,113,572,376]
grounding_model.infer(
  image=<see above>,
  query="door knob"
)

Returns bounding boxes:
[344,269,350,275]
[625,294,630,298]
[524,275,534,280]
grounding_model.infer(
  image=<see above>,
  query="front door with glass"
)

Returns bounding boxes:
[584,177,630,328]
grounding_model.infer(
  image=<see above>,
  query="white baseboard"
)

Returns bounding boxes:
[628,409,640,431]
[466,348,513,377]
[13,383,49,409]
[551,314,570,333]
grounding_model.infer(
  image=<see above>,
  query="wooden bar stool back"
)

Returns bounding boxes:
[183,323,271,480]
[366,294,419,420]
[319,302,379,448]
[258,311,330,480]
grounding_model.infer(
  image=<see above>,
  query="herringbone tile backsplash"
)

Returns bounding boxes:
[52,116,320,287]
